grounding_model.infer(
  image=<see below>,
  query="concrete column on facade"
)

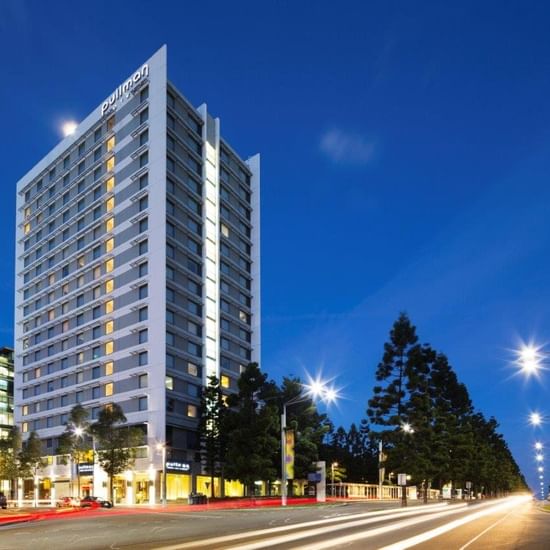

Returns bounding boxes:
[17,478,23,507]
[125,471,133,505]
[148,464,156,505]
[50,475,56,507]
[33,475,39,507]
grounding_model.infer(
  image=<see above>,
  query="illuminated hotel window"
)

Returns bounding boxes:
[106,197,115,212]
[48,274,55,286]
[106,176,115,192]
[35,367,41,378]
[165,376,174,390]
[77,256,85,268]
[105,361,114,376]
[104,382,113,397]
[105,320,114,334]
[105,299,114,314]
[22,405,28,416]
[221,224,229,238]
[105,340,114,355]
[221,375,230,389]
[106,156,115,172]
[105,258,114,273]
[22,422,28,433]
[48,309,55,321]
[105,279,114,294]
[187,404,198,418]
[24,223,31,235]
[106,217,114,232]
[105,237,114,253]
[106,136,115,152]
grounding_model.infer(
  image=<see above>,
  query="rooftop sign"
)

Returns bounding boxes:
[101,63,149,116]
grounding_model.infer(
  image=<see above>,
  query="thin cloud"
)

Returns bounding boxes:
[320,129,376,165]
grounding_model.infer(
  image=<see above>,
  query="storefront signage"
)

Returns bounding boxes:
[166,461,191,473]
[101,63,149,116]
[78,463,94,475]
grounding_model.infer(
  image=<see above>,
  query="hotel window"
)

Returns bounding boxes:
[93,286,101,299]
[139,306,148,321]
[105,237,114,253]
[104,383,113,397]
[139,240,148,255]
[77,351,84,364]
[76,391,83,403]
[92,386,100,399]
[62,320,69,333]
[76,332,84,345]
[105,258,114,273]
[106,196,115,212]
[138,351,147,366]
[105,320,114,334]
[139,130,149,146]
[92,306,101,319]
[165,376,174,390]
[92,347,100,360]
[105,361,114,376]
[105,299,114,314]
[140,86,149,102]
[138,396,148,411]
[93,325,101,339]
[105,341,113,355]
[78,161,85,175]
[138,284,148,299]
[106,136,115,152]
[93,266,101,280]
[221,375,230,389]
[138,374,147,389]
[138,329,148,344]
[22,422,28,433]
[61,376,68,388]
[187,404,198,418]
[106,176,115,192]
[139,196,148,211]
[48,309,55,321]
[24,222,31,235]
[93,246,101,259]
[105,279,115,294]
[139,173,148,189]
[221,224,229,238]
[107,116,115,132]
[138,262,148,277]
[166,332,175,346]
[139,217,148,232]
[106,217,114,232]
[139,108,149,124]
[106,156,115,172]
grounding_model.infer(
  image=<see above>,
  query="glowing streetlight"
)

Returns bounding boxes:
[62,121,78,137]
[281,375,339,506]
[530,412,543,426]
[73,426,84,438]
[535,442,543,451]
[402,423,415,434]
[538,466,544,472]
[536,454,544,462]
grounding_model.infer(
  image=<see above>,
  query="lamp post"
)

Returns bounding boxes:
[156,443,167,506]
[281,377,337,506]
[331,462,338,497]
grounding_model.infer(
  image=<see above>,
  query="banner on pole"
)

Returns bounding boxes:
[285,429,295,480]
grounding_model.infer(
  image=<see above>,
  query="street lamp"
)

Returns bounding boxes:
[530,412,543,426]
[281,377,338,506]
[536,454,544,462]
[516,345,542,376]
[331,462,338,497]
[535,442,543,451]
[156,443,167,506]
[402,423,414,434]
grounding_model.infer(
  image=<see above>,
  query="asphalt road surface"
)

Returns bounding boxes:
[0,496,547,549]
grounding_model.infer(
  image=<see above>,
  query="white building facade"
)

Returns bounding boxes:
[14,46,260,504]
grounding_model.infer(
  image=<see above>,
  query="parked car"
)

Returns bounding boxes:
[56,496,79,507]
[80,496,113,508]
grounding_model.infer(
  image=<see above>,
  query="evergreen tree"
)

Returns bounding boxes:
[197,375,227,498]
[223,363,279,495]
[57,404,92,498]
[0,427,22,499]
[89,404,143,504]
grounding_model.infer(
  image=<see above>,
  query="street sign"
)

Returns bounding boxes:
[398,473,407,486]
[465,481,472,489]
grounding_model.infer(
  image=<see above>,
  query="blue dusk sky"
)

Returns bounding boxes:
[1,0,550,492]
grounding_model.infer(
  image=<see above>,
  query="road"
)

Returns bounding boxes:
[0,496,547,549]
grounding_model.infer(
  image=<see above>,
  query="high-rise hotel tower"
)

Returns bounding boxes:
[14,46,260,503]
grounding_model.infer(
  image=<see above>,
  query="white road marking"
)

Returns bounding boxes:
[377,496,531,550]
[458,505,524,550]
[154,503,457,549]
